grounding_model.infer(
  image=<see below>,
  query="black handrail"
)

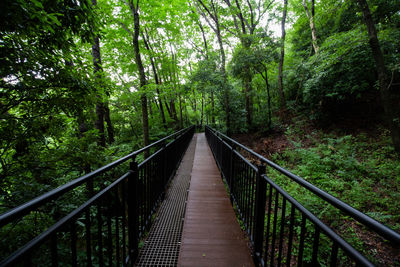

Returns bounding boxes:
[205,125,399,266]
[262,174,373,267]
[0,125,195,266]
[206,126,400,245]
[0,126,189,228]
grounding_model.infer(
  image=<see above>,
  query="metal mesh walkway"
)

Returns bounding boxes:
[134,135,197,266]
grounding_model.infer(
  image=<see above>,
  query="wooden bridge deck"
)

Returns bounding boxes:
[178,133,254,267]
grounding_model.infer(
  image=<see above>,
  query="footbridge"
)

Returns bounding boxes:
[0,126,399,266]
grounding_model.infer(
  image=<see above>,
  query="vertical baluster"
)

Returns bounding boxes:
[253,166,266,265]
[240,161,245,214]
[311,226,320,265]
[107,206,112,267]
[245,165,251,229]
[71,222,77,267]
[138,168,142,233]
[85,209,92,267]
[128,157,139,261]
[250,169,256,236]
[277,198,287,267]
[264,184,273,263]
[238,161,243,214]
[51,234,58,267]
[148,161,151,224]
[269,190,279,267]
[286,204,296,266]
[139,167,143,231]
[330,243,339,267]
[230,150,236,203]
[122,182,127,264]
[144,163,148,226]
[97,203,103,267]
[243,164,248,226]
[86,179,94,267]
[116,216,120,267]
[298,214,307,267]
[160,141,166,200]
[24,254,32,267]
[228,144,233,195]
[145,161,149,219]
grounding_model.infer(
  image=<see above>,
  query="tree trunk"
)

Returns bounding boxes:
[356,0,400,153]
[201,88,204,126]
[265,72,272,129]
[211,91,215,125]
[164,96,173,118]
[142,32,167,129]
[174,55,184,129]
[91,0,105,147]
[104,103,114,144]
[77,113,91,173]
[240,31,253,129]
[94,101,105,147]
[278,0,288,109]
[179,92,183,129]
[131,2,149,153]
[244,69,252,128]
[170,100,178,122]
[195,0,231,133]
[198,19,208,58]
[217,31,231,134]
[148,98,153,117]
[302,0,319,54]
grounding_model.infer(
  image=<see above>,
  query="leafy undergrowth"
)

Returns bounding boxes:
[234,117,400,266]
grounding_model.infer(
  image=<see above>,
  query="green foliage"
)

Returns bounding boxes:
[302,28,375,110]
[266,124,400,264]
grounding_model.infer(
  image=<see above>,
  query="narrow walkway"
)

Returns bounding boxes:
[135,135,197,266]
[178,133,254,267]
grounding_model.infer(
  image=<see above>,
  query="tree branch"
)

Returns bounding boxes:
[246,0,254,29]
[116,20,134,36]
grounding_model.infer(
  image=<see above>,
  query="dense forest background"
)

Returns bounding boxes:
[1,0,399,264]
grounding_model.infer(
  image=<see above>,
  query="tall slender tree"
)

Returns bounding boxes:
[222,0,274,128]
[119,0,149,151]
[92,0,106,147]
[142,31,167,129]
[277,0,288,109]
[195,0,231,132]
[356,0,400,153]
[302,0,319,54]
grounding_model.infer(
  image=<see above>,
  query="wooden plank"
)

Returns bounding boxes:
[178,133,254,267]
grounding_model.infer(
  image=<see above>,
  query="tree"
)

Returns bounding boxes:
[194,0,231,132]
[355,0,400,152]
[0,0,101,204]
[142,31,167,129]
[118,0,149,151]
[222,0,275,128]
[92,0,106,147]
[277,0,288,109]
[302,0,319,54]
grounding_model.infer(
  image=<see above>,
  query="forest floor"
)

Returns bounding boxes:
[233,113,400,266]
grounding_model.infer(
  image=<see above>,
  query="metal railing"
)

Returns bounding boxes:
[205,126,400,267]
[0,125,195,266]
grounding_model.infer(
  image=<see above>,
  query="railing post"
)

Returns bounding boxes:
[254,164,267,264]
[229,144,236,204]
[127,156,139,263]
[161,141,167,200]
